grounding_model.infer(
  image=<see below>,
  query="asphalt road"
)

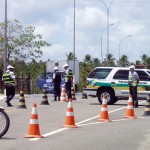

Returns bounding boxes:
[0,94,150,150]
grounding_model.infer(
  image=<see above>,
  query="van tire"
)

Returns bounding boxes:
[98,89,115,105]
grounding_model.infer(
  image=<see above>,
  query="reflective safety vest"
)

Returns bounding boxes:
[64,69,73,82]
[128,74,137,86]
[3,73,14,85]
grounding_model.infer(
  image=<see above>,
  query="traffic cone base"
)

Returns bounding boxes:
[98,96,111,122]
[98,111,111,122]
[81,93,88,99]
[24,124,43,138]
[41,89,49,105]
[143,95,150,116]
[17,90,27,109]
[124,95,136,119]
[63,99,77,128]
[24,103,43,138]
[71,86,76,100]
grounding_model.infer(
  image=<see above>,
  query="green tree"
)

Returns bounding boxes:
[103,53,116,66]
[140,54,148,65]
[0,19,50,64]
[118,55,129,67]
[65,52,76,60]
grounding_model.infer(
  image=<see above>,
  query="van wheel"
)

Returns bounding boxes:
[98,89,115,105]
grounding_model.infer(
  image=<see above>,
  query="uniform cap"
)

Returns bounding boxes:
[63,64,69,68]
[129,65,135,69]
[7,65,14,69]
[53,67,58,71]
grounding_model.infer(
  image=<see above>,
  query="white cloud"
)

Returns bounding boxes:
[1,0,150,63]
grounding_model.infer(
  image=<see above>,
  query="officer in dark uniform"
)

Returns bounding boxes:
[52,67,61,101]
[2,65,17,106]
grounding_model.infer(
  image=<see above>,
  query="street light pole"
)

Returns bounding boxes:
[101,23,114,62]
[119,34,132,61]
[4,0,8,71]
[99,0,115,56]
[73,0,76,76]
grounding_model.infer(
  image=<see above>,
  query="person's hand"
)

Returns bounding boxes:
[128,81,131,85]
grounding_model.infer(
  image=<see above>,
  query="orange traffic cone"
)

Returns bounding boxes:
[124,95,137,119]
[63,98,77,128]
[60,85,67,102]
[24,103,43,138]
[98,96,111,122]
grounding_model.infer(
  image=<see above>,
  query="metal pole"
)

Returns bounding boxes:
[73,0,76,81]
[101,23,114,63]
[119,35,132,61]
[4,0,7,71]
[99,0,115,56]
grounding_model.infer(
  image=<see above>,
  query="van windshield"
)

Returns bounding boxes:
[89,68,112,79]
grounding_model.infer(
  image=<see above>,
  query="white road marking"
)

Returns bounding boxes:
[29,100,146,141]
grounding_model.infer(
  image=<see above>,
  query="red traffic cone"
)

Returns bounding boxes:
[98,96,111,122]
[63,98,77,128]
[24,103,43,138]
[125,95,136,119]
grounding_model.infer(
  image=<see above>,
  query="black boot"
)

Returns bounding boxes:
[58,97,60,101]
[5,101,13,107]
[54,96,57,101]
[134,101,138,108]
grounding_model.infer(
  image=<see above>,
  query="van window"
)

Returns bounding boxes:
[113,70,128,80]
[89,68,112,79]
[136,70,149,81]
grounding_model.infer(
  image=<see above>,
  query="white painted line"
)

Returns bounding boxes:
[30,128,69,141]
[29,100,146,141]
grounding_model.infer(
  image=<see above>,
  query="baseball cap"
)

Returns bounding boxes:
[129,65,135,69]
[7,65,14,69]
[53,67,58,71]
[63,64,69,68]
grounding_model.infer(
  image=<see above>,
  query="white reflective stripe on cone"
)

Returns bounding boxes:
[102,100,107,104]
[101,107,108,111]
[31,107,38,114]
[30,119,39,124]
[128,98,132,102]
[68,102,73,108]
[127,105,133,109]
[66,112,74,116]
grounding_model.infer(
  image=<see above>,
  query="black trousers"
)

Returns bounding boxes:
[54,83,61,98]
[5,84,15,102]
[129,85,138,106]
[65,82,72,99]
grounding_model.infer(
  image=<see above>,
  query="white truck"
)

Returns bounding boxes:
[36,60,79,93]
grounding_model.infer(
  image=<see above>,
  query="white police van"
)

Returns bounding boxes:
[83,67,150,104]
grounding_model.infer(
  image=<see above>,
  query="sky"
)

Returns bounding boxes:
[1,0,150,63]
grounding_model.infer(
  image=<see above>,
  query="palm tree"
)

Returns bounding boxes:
[83,54,92,63]
[118,55,129,67]
[65,52,76,60]
[140,54,148,65]
[103,53,116,66]
[92,58,101,68]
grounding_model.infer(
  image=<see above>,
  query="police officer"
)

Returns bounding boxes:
[52,67,61,101]
[128,65,139,108]
[63,64,73,101]
[2,65,17,106]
